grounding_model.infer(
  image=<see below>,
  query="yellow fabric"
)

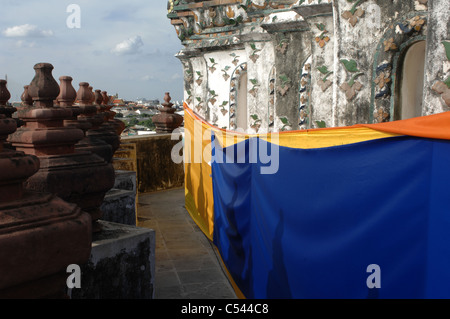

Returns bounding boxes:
[184,104,450,299]
[211,125,400,149]
[184,106,214,241]
[183,104,401,242]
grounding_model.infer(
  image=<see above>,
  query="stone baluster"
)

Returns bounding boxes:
[77,83,104,129]
[0,80,17,149]
[8,63,115,232]
[57,76,77,107]
[20,85,33,107]
[76,82,114,162]
[57,76,83,127]
[88,85,95,104]
[101,91,110,114]
[15,85,33,129]
[94,89,109,125]
[85,87,121,156]
[72,82,113,163]
[0,106,92,298]
[102,90,125,135]
[152,92,183,133]
[0,80,16,119]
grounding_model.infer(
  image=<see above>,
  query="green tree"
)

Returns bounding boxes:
[138,119,156,130]
[127,118,139,127]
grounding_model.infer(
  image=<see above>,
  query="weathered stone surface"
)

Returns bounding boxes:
[152,92,183,133]
[0,103,92,299]
[69,220,155,299]
[113,169,137,192]
[7,63,115,230]
[120,134,184,193]
[168,0,449,131]
[0,193,92,298]
[101,169,137,226]
[100,188,136,226]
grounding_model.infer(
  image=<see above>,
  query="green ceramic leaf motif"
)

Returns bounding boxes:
[317,65,330,74]
[444,76,450,89]
[316,120,326,128]
[443,41,450,61]
[340,59,359,73]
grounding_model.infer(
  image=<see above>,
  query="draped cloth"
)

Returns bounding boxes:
[184,104,450,298]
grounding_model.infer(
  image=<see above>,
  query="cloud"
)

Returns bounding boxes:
[112,36,144,55]
[141,75,154,81]
[15,40,36,48]
[3,24,53,37]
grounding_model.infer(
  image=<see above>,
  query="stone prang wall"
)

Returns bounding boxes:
[168,0,449,131]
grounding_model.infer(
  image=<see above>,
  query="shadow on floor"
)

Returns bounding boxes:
[137,187,237,299]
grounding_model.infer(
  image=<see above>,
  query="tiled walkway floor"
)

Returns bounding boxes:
[137,187,237,299]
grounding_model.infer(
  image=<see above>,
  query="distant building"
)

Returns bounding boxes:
[113,98,125,106]
[136,98,160,106]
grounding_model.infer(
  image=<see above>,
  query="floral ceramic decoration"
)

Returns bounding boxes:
[277,75,291,96]
[432,41,450,107]
[315,23,330,48]
[317,65,333,92]
[342,0,365,27]
[340,59,364,101]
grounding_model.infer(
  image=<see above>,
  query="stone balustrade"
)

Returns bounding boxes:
[8,63,116,233]
[0,62,182,298]
[0,62,152,298]
[0,75,92,298]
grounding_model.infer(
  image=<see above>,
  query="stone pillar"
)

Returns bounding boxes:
[20,85,33,108]
[85,88,121,156]
[0,80,15,119]
[59,79,113,164]
[0,80,16,149]
[8,63,115,232]
[75,83,115,163]
[0,103,92,298]
[152,92,183,133]
[102,90,125,136]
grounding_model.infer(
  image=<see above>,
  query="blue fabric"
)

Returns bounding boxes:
[211,134,450,299]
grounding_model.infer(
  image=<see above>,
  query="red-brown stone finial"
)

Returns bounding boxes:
[21,85,33,107]
[88,86,95,104]
[101,91,109,105]
[101,90,124,135]
[57,76,77,107]
[163,92,173,108]
[0,80,16,122]
[153,91,183,133]
[0,105,92,298]
[27,63,60,108]
[0,80,11,106]
[94,89,103,106]
[8,66,115,233]
[76,82,92,106]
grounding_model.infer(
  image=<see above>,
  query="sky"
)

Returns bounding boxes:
[0,0,184,103]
